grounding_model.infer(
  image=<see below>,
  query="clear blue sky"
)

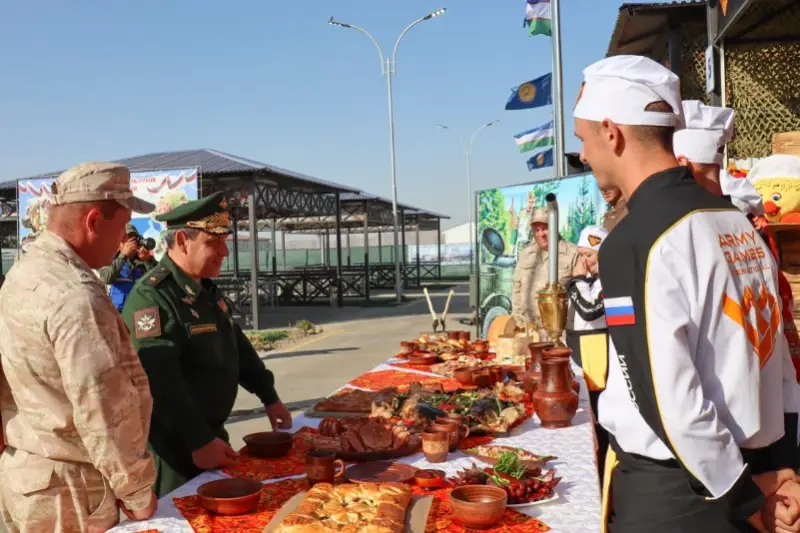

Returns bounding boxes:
[0,1,625,228]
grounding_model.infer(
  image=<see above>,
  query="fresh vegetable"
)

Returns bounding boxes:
[494,451,527,480]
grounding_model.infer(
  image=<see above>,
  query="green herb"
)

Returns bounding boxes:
[489,473,510,487]
[494,451,527,480]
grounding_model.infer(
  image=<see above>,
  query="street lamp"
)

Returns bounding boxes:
[329,9,447,304]
[437,120,499,273]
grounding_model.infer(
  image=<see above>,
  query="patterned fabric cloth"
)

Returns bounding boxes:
[0,230,156,531]
[173,477,306,533]
[349,370,460,392]
[222,428,317,482]
[411,484,551,533]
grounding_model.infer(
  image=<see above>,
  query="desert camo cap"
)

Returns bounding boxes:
[530,208,548,225]
[50,162,154,214]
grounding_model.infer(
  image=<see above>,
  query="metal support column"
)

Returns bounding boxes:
[363,201,370,301]
[415,216,420,287]
[436,218,442,280]
[400,209,406,288]
[326,230,331,267]
[271,219,277,275]
[378,231,383,263]
[334,192,344,306]
[247,188,259,330]
[232,214,240,279]
[281,230,287,272]
[346,227,351,267]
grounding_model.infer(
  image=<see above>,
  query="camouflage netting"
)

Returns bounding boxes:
[680,22,710,104]
[725,0,800,158]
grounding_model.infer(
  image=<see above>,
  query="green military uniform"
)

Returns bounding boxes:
[122,193,279,497]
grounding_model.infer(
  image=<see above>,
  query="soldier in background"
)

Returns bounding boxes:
[0,162,158,532]
[600,186,627,232]
[511,208,578,331]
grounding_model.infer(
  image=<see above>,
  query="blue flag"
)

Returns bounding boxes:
[505,73,552,110]
[527,148,554,171]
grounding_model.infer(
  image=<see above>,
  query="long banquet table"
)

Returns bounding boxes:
[109,359,602,533]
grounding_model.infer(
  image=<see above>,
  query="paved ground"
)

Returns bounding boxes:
[225,283,473,448]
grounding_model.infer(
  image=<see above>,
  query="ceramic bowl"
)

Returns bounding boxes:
[242,431,293,458]
[472,369,491,389]
[449,485,508,528]
[415,469,446,489]
[197,478,264,515]
[400,341,417,354]
[454,367,474,386]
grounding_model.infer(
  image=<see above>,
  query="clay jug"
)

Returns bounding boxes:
[533,354,579,429]
[542,346,580,394]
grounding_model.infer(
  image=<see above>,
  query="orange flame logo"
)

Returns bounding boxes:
[722,284,781,368]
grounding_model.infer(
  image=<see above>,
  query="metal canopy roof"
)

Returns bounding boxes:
[1,148,360,196]
[607,0,706,58]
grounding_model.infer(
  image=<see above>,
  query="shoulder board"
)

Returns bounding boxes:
[142,267,171,287]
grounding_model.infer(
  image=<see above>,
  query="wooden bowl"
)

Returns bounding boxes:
[472,369,491,389]
[243,431,292,458]
[415,469,446,489]
[197,478,263,515]
[450,485,507,528]
[400,341,417,354]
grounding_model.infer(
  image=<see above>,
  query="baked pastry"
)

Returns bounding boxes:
[315,389,379,414]
[275,482,412,533]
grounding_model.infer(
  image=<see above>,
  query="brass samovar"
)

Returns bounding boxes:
[537,193,568,347]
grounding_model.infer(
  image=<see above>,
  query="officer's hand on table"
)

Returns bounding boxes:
[119,490,158,521]
[121,238,139,259]
[266,401,292,430]
[192,438,238,470]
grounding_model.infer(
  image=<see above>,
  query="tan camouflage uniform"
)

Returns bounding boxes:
[0,230,156,533]
[511,239,579,328]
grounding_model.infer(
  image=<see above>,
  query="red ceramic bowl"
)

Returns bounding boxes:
[197,478,264,515]
[243,431,292,458]
[449,485,507,528]
[415,469,446,489]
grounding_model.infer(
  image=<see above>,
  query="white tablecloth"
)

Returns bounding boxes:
[109,362,601,532]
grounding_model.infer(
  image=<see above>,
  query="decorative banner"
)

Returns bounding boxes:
[476,173,607,336]
[17,168,200,258]
[406,243,472,265]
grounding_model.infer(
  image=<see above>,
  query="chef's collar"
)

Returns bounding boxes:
[161,253,204,298]
[625,166,694,214]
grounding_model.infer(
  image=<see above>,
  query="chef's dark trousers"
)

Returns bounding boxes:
[607,440,756,533]
[566,329,608,486]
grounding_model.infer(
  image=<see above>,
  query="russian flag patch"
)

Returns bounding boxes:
[605,297,636,326]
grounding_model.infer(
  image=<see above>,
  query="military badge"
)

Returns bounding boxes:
[182,297,195,306]
[218,297,228,314]
[219,197,228,209]
[190,309,200,319]
[190,324,217,335]
[588,234,602,247]
[185,285,196,296]
[133,307,161,339]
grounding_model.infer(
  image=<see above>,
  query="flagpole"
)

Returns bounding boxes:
[550,0,566,177]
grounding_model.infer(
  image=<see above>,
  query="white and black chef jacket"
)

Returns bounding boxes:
[597,167,800,518]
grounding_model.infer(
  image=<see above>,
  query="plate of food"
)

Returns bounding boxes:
[449,451,562,507]
[314,416,422,461]
[463,445,557,471]
[268,482,433,533]
[344,460,418,484]
[309,389,380,416]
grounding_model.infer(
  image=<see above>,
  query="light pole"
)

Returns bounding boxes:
[437,120,499,273]
[330,9,446,304]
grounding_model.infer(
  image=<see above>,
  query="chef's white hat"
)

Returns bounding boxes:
[747,154,800,183]
[574,55,683,128]
[720,171,764,216]
[577,225,608,251]
[673,101,735,166]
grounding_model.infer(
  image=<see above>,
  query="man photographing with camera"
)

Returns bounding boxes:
[99,223,158,311]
